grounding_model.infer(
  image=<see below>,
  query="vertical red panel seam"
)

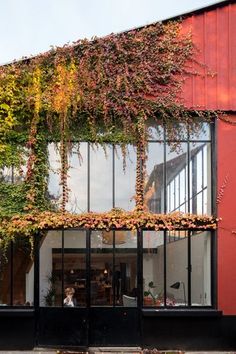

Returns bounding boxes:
[203,12,206,109]
[192,15,195,108]
[216,8,219,110]
[228,4,231,109]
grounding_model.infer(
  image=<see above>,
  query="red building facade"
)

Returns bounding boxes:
[0,1,236,351]
[181,0,236,316]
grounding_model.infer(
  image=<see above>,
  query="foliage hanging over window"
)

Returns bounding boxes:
[0,20,217,244]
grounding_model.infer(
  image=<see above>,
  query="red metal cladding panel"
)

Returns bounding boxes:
[181,16,194,108]
[192,14,206,109]
[229,3,236,108]
[181,2,236,110]
[204,9,218,109]
[217,115,236,315]
[216,5,230,110]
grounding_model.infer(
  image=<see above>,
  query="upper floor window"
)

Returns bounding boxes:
[48,122,212,215]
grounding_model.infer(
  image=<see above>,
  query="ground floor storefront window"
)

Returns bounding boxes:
[143,230,212,307]
[0,237,34,306]
[36,229,213,309]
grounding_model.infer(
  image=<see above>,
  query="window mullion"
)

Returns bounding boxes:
[87,142,90,213]
[10,240,13,306]
[61,229,64,307]
[188,230,191,307]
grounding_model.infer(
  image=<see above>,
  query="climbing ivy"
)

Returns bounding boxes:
[0,20,217,247]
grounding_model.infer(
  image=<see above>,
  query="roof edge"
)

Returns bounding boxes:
[1,0,231,67]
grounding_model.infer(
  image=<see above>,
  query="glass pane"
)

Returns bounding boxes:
[13,238,34,306]
[166,231,188,306]
[40,231,62,307]
[145,142,164,213]
[90,231,113,306]
[190,143,211,215]
[191,231,211,306]
[147,119,164,140]
[48,143,61,210]
[0,246,11,306]
[90,144,113,212]
[166,123,188,141]
[115,231,137,307]
[0,147,28,184]
[143,231,164,307]
[189,122,211,141]
[64,230,86,307]
[67,143,88,213]
[115,145,136,211]
[166,143,188,213]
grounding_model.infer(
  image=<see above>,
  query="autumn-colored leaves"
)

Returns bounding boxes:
[0,210,217,240]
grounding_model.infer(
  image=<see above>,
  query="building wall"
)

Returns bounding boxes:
[217,115,236,315]
[181,1,236,110]
[181,2,236,315]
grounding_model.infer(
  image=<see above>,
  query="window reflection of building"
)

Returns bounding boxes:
[145,142,211,215]
[0,123,213,310]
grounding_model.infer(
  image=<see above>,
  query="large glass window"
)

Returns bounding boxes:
[39,229,137,308]
[191,231,211,306]
[115,145,136,211]
[143,231,164,306]
[90,231,113,306]
[143,230,212,307]
[90,230,137,307]
[40,230,87,307]
[90,145,113,212]
[145,143,164,213]
[48,122,212,215]
[0,238,34,307]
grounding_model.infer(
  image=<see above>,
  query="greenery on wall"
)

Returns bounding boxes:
[0,20,217,247]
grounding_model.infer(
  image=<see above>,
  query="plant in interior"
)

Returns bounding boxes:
[43,273,56,307]
[144,281,157,303]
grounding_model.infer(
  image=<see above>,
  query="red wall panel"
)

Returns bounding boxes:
[181,2,236,110]
[217,115,236,315]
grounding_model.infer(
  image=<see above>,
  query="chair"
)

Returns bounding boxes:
[122,294,137,307]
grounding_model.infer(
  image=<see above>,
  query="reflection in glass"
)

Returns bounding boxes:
[90,144,113,212]
[147,119,164,140]
[0,148,28,184]
[0,239,34,307]
[115,145,136,211]
[40,231,62,307]
[166,143,188,213]
[48,143,61,210]
[90,231,113,306]
[0,247,11,306]
[13,238,34,306]
[64,230,86,307]
[67,143,88,213]
[189,122,211,141]
[191,231,211,306]
[166,231,188,306]
[115,231,137,307]
[190,143,211,215]
[143,231,164,307]
[145,142,164,213]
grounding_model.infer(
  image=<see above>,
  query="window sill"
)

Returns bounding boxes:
[142,308,222,317]
[0,308,35,317]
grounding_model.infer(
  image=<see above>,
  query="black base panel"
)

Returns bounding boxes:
[142,315,236,350]
[37,307,88,347]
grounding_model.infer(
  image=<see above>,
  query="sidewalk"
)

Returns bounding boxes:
[0,350,235,354]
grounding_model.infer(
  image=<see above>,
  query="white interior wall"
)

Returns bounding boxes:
[143,232,211,304]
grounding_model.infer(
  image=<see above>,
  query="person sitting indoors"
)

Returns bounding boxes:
[63,287,77,307]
